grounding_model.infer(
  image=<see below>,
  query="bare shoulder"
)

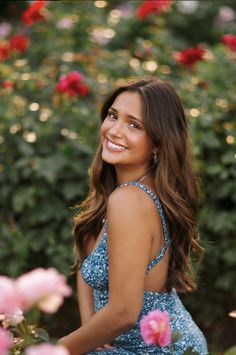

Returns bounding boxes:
[107,184,156,221]
[107,185,155,264]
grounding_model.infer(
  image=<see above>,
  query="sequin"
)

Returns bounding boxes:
[81,182,208,354]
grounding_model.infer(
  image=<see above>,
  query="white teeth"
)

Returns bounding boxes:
[107,139,126,151]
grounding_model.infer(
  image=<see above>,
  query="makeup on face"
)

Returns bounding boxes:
[100,91,154,171]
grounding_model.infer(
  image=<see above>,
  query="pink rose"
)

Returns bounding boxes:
[140,310,171,347]
[25,343,70,355]
[0,309,24,328]
[0,22,12,38]
[0,327,13,355]
[16,268,72,313]
[0,276,20,315]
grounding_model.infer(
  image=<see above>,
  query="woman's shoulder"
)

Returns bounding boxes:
[107,183,158,217]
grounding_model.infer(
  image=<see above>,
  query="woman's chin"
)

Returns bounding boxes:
[102,150,119,163]
[102,145,131,166]
[102,155,117,165]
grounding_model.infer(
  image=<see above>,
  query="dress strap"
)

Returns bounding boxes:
[118,181,170,273]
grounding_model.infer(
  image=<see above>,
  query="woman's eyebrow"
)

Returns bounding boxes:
[109,107,144,125]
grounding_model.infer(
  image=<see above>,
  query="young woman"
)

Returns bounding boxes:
[59,78,208,354]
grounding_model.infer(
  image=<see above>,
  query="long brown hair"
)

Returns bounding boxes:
[73,77,204,293]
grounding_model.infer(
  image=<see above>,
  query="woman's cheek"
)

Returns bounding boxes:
[100,119,110,136]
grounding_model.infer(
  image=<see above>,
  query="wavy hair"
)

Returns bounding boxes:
[73,77,204,293]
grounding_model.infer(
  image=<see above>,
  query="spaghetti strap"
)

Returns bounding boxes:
[117,181,170,273]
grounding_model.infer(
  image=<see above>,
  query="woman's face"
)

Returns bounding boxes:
[100,91,154,171]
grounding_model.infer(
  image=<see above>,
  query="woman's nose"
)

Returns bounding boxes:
[109,120,123,137]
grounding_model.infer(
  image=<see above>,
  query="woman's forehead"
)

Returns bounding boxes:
[111,91,143,119]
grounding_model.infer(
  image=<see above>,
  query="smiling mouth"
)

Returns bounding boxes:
[105,138,127,151]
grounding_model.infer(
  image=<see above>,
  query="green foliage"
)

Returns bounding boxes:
[224,346,236,355]
[0,0,236,352]
[166,0,236,46]
[177,46,236,350]
[0,117,92,275]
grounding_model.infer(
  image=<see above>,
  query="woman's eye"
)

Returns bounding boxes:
[129,121,140,129]
[107,111,116,119]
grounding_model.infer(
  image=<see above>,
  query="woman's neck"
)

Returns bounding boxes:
[116,170,150,186]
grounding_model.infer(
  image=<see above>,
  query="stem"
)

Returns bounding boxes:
[171,344,174,354]
[18,319,29,337]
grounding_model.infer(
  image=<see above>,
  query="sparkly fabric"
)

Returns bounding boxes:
[81,182,208,354]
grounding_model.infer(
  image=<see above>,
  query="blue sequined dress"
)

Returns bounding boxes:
[80,182,208,354]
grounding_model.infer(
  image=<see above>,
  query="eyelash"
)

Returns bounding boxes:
[107,111,141,129]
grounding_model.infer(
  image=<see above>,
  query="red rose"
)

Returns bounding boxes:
[56,75,68,94]
[9,34,29,53]
[0,43,9,61]
[174,46,205,68]
[56,71,89,97]
[221,34,236,52]
[136,0,172,20]
[67,71,84,83]
[77,83,90,97]
[2,81,14,89]
[22,0,46,26]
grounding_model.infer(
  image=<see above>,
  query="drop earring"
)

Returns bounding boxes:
[153,151,158,165]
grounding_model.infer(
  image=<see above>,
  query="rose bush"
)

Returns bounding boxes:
[1,1,236,353]
[0,268,71,355]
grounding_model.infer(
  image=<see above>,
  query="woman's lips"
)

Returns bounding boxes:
[105,138,127,152]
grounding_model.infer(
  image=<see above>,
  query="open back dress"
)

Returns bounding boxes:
[80,182,208,354]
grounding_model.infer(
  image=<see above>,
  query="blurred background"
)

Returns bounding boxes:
[0,1,236,354]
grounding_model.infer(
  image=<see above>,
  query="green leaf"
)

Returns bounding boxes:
[27,307,41,325]
[34,328,50,342]
[171,330,182,343]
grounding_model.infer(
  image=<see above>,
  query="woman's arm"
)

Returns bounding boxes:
[59,186,157,355]
[77,270,94,325]
[77,244,115,351]
[77,233,97,325]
